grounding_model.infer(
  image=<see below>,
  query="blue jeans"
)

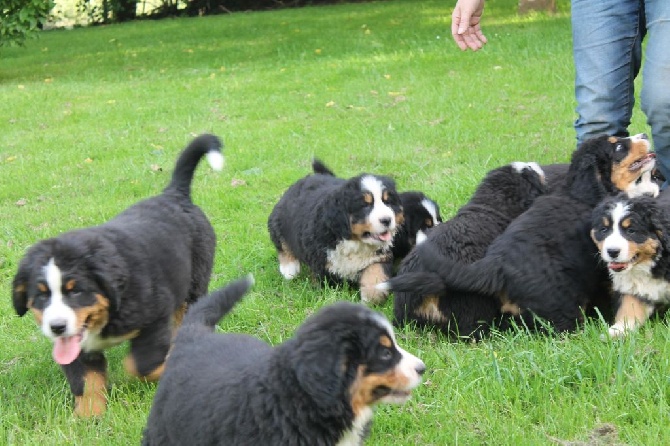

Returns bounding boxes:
[572,0,670,180]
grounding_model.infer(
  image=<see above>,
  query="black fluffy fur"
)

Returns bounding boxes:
[387,135,650,332]
[143,277,416,446]
[11,134,222,412]
[392,162,547,338]
[391,191,442,260]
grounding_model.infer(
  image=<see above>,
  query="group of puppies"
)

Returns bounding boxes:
[11,132,669,444]
[10,134,426,445]
[382,133,670,341]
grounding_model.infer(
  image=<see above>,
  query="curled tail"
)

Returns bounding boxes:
[312,158,336,176]
[378,242,505,297]
[165,133,225,197]
[183,275,254,329]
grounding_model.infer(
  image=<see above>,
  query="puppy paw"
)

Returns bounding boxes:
[279,261,300,280]
[361,284,389,305]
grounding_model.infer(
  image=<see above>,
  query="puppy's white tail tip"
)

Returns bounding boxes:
[375,282,391,292]
[206,150,225,171]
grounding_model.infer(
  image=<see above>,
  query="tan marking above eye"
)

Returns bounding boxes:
[363,193,373,204]
[37,283,48,293]
[382,190,389,202]
[65,279,76,291]
[608,136,618,144]
[621,218,631,229]
[602,217,610,227]
[15,284,26,294]
[425,218,433,227]
[379,335,393,348]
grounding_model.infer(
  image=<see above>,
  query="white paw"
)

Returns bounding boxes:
[280,261,300,280]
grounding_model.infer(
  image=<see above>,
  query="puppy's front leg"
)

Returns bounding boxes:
[62,351,108,417]
[608,293,654,338]
[359,262,393,305]
[124,323,171,382]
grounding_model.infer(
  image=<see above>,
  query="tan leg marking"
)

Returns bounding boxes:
[123,355,165,382]
[74,371,107,417]
[414,295,448,323]
[359,263,390,304]
[608,294,654,338]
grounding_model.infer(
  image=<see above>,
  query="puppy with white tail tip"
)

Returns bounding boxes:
[11,133,224,417]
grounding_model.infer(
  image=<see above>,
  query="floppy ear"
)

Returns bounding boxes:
[84,239,127,313]
[291,330,355,415]
[12,258,33,317]
[322,191,352,240]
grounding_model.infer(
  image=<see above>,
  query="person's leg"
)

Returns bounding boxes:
[572,0,644,146]
[641,0,670,181]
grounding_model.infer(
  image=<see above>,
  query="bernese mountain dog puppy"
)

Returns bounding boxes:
[391,190,442,260]
[268,159,404,304]
[591,193,670,337]
[382,134,657,333]
[11,134,224,417]
[142,276,425,446]
[392,162,548,339]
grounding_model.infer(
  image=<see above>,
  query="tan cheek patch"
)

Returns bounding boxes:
[629,238,660,264]
[414,295,448,323]
[351,221,373,239]
[74,294,110,334]
[590,229,604,248]
[349,365,411,416]
[612,140,651,190]
[30,307,44,326]
[395,211,405,226]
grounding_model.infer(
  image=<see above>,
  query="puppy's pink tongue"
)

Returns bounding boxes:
[379,232,392,242]
[53,336,82,365]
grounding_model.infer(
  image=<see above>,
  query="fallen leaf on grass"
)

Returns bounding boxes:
[16,198,27,206]
[231,178,246,187]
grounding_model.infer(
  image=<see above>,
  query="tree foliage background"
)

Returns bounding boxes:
[1,0,55,47]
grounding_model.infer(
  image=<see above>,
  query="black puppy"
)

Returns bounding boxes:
[392,162,547,339]
[12,134,223,416]
[268,159,404,303]
[383,134,656,332]
[142,276,425,446]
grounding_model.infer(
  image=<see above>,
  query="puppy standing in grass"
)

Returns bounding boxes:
[268,159,404,303]
[11,134,224,417]
[142,276,425,446]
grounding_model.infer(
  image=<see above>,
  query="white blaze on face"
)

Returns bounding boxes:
[601,203,631,262]
[420,198,439,227]
[42,258,83,365]
[42,258,78,339]
[360,175,396,234]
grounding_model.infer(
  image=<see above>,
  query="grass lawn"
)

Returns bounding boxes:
[1,0,666,444]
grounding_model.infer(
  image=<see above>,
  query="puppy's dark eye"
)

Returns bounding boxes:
[380,348,393,361]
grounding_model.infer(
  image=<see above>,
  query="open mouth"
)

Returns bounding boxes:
[52,332,83,365]
[629,153,656,172]
[607,255,638,272]
[363,231,393,243]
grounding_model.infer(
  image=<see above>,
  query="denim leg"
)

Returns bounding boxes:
[641,0,670,180]
[571,0,644,146]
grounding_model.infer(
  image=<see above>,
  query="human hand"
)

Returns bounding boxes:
[451,0,487,51]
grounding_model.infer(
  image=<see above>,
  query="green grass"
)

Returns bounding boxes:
[0,0,663,444]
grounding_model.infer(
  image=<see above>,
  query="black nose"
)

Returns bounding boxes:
[607,248,621,259]
[50,320,67,336]
[416,362,426,376]
[379,217,392,227]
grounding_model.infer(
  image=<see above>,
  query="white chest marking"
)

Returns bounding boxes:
[612,262,670,304]
[336,407,373,446]
[326,240,388,281]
